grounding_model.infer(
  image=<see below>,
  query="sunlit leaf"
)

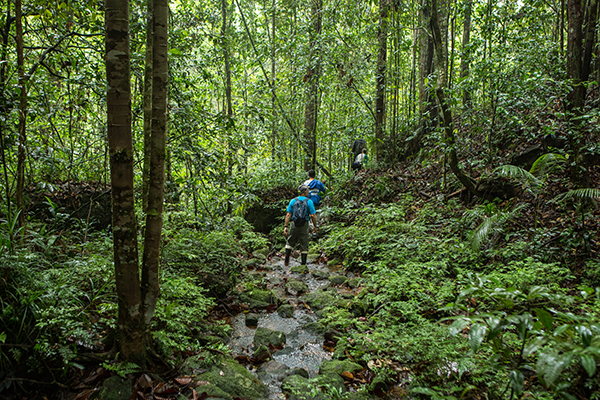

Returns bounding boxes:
[581,354,596,376]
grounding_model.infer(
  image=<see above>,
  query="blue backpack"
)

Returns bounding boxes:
[291,197,308,227]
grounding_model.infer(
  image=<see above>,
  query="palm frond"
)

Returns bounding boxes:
[469,204,527,252]
[493,165,542,194]
[551,188,600,204]
[530,153,566,175]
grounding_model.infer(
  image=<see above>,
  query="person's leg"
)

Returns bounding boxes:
[299,223,310,265]
[285,222,299,266]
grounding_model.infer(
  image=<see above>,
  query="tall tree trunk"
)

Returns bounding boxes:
[16,0,26,229]
[270,0,277,161]
[431,0,478,195]
[0,5,12,224]
[374,0,388,163]
[303,0,322,171]
[105,0,146,366]
[565,0,597,186]
[460,0,472,108]
[142,0,168,326]
[142,0,153,213]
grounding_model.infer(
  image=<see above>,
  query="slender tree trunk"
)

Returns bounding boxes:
[142,0,153,213]
[222,0,232,117]
[16,0,26,229]
[105,0,146,366]
[431,0,477,195]
[374,0,388,163]
[460,0,472,108]
[303,0,322,171]
[142,0,168,326]
[0,5,11,223]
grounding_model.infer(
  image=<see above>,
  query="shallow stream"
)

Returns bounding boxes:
[227,254,338,398]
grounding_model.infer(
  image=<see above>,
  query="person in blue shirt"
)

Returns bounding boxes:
[303,169,326,207]
[283,185,317,266]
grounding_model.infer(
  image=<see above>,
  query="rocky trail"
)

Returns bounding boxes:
[202,246,374,400]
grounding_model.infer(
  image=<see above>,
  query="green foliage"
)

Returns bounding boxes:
[151,273,215,360]
[463,202,527,251]
[443,274,600,398]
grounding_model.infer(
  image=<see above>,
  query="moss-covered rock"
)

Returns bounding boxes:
[193,384,233,399]
[245,313,259,327]
[329,275,349,285]
[239,288,276,309]
[327,258,342,267]
[183,353,267,399]
[290,264,309,274]
[278,304,295,318]
[348,277,360,288]
[319,360,363,377]
[311,270,330,279]
[252,248,270,259]
[304,321,326,334]
[254,344,271,361]
[304,289,339,310]
[97,376,132,400]
[286,279,309,295]
[254,327,286,348]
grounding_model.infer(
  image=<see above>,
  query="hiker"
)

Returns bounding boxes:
[283,185,317,266]
[352,148,367,171]
[351,138,366,161]
[303,169,326,207]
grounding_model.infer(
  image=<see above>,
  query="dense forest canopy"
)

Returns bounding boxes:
[0,0,599,398]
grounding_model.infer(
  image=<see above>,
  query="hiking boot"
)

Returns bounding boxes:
[284,249,292,266]
[301,253,307,265]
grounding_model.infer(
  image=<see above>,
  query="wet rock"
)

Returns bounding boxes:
[257,360,290,381]
[277,304,295,318]
[290,265,309,274]
[274,346,294,356]
[304,289,338,310]
[182,352,267,399]
[239,289,276,309]
[98,375,132,400]
[311,270,330,280]
[194,384,232,399]
[304,321,326,334]
[254,344,271,361]
[254,327,286,348]
[269,276,284,285]
[329,275,348,285]
[319,359,363,377]
[245,313,259,327]
[286,279,309,296]
[332,338,347,360]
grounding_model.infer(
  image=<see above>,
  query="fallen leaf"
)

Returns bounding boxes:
[137,374,153,389]
[341,371,354,380]
[175,377,192,385]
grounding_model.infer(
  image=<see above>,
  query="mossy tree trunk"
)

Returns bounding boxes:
[303,0,322,171]
[105,0,147,366]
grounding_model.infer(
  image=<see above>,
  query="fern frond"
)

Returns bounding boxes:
[529,153,566,175]
[493,165,542,194]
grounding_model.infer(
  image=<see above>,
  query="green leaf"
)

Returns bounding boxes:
[509,370,524,394]
[581,354,596,376]
[0,332,6,343]
[535,308,554,330]
[576,325,593,348]
[469,323,487,351]
[487,318,509,340]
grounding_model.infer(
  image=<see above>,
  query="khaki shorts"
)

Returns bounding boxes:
[285,221,310,252]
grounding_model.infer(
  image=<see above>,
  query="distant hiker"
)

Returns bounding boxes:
[352,138,367,160]
[283,185,317,266]
[352,148,368,171]
[303,169,326,207]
